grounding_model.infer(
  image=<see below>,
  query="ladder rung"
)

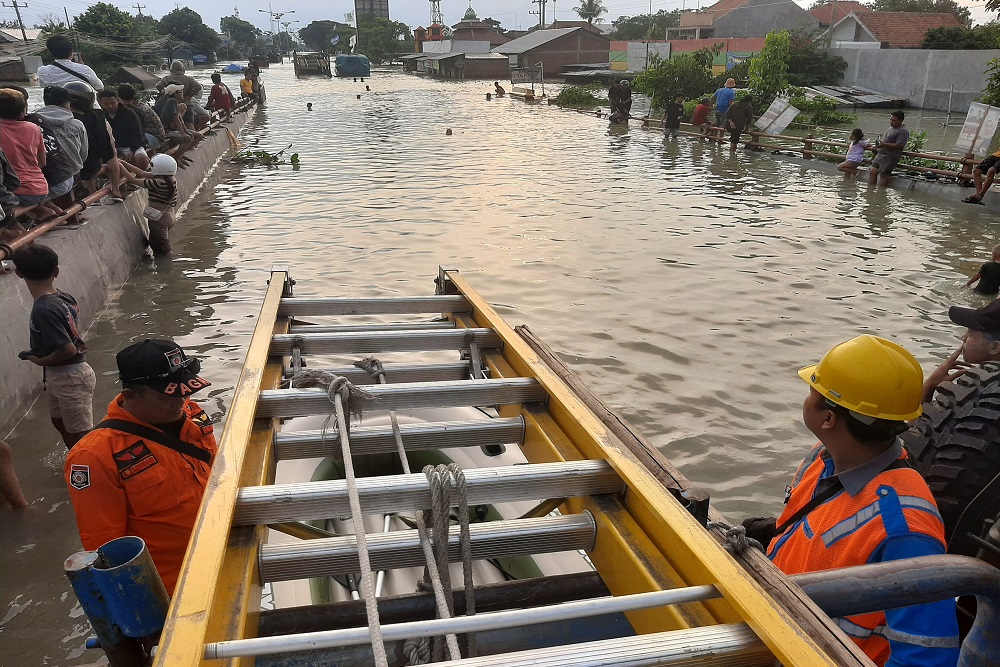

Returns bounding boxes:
[257,378,547,418]
[258,513,596,582]
[281,362,472,385]
[236,461,621,525]
[278,296,471,317]
[274,416,524,460]
[288,321,457,334]
[271,329,501,355]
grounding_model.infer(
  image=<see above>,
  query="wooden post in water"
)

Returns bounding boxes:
[961,152,975,182]
[804,134,814,159]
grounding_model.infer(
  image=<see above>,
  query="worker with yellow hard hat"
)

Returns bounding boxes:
[746,335,959,667]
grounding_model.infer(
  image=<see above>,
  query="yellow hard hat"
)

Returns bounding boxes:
[798,334,923,421]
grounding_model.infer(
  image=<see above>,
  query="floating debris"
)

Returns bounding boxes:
[231,144,299,168]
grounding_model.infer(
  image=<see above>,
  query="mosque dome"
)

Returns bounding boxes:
[462,4,478,20]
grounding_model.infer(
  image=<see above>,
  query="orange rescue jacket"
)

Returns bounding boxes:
[768,444,947,665]
[64,395,217,593]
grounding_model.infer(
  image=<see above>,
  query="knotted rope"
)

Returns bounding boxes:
[289,370,387,667]
[353,357,467,664]
[707,521,764,554]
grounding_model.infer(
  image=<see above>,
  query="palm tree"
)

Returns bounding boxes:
[573,0,607,26]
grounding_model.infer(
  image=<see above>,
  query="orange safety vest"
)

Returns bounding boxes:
[65,395,217,593]
[768,445,946,666]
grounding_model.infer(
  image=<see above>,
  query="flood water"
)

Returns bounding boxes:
[2,65,998,665]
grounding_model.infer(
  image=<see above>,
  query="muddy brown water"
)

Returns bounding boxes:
[1,66,997,665]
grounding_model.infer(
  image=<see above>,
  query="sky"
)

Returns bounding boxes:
[8,0,994,36]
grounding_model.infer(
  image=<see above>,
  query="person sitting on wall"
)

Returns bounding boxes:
[494,81,505,97]
[156,61,210,130]
[153,84,200,167]
[64,339,217,594]
[64,80,125,203]
[98,89,148,171]
[239,72,255,101]
[206,73,235,123]
[691,98,712,139]
[0,88,60,219]
[117,84,165,156]
[963,148,999,205]
[26,85,88,225]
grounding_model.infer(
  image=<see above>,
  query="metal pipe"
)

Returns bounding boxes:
[204,583,722,659]
[278,295,471,317]
[792,554,1000,667]
[281,361,473,385]
[258,512,597,582]
[257,378,548,418]
[273,416,524,461]
[374,514,393,597]
[271,328,502,355]
[235,460,622,525]
[288,321,456,334]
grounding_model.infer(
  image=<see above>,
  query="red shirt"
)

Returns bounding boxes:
[65,395,217,593]
[207,83,233,111]
[692,103,711,126]
[0,119,47,195]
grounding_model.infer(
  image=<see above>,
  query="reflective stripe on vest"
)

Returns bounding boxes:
[822,494,942,547]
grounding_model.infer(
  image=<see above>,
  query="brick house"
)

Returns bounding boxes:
[829,10,964,48]
[492,27,610,75]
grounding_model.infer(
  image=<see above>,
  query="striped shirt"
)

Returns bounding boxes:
[143,176,177,208]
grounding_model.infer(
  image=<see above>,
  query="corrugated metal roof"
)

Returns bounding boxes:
[400,53,428,60]
[492,27,580,55]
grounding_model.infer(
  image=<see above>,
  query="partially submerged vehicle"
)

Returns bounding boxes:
[336,54,371,78]
[69,268,1000,666]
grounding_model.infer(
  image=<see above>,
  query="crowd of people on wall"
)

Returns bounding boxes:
[0,34,251,249]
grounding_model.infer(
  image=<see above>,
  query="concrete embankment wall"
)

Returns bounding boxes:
[0,108,255,435]
[826,48,1000,113]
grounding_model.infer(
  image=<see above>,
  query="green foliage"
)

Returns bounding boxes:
[74,3,148,40]
[786,87,857,125]
[610,10,680,40]
[220,15,261,54]
[787,32,846,86]
[357,17,412,64]
[158,8,219,57]
[300,20,355,52]
[981,57,1000,107]
[232,144,297,168]
[711,59,750,89]
[633,53,713,110]
[868,0,972,27]
[574,0,608,25]
[923,25,1000,49]
[747,30,790,110]
[554,85,604,108]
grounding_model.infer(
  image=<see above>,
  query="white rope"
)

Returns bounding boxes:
[707,521,764,554]
[290,371,388,667]
[353,357,463,663]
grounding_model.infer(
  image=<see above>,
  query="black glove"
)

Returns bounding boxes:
[741,516,777,546]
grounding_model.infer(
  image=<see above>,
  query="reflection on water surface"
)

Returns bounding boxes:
[1,65,997,665]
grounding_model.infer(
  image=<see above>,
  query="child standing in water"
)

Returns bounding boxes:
[837,128,871,178]
[121,154,178,255]
[966,243,1000,295]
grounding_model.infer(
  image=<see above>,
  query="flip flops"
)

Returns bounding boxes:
[963,196,983,204]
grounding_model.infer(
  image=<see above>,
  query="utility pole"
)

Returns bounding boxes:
[132,3,145,17]
[64,6,82,60]
[530,0,547,29]
[2,1,28,42]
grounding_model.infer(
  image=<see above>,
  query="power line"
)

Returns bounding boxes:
[1,0,28,41]
[133,3,145,18]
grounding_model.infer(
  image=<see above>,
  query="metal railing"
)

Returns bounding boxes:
[0,95,256,261]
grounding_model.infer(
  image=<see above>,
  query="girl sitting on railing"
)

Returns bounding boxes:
[837,128,871,179]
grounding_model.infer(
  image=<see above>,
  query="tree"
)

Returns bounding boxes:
[747,30,790,109]
[75,2,145,40]
[633,53,713,109]
[357,17,411,63]
[158,8,219,57]
[787,31,846,85]
[867,0,971,28]
[481,17,506,34]
[299,20,355,52]
[221,15,260,50]
[34,14,66,31]
[574,0,608,26]
[923,25,1000,49]
[983,58,1000,106]
[611,10,680,40]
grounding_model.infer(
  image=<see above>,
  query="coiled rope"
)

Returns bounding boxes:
[353,357,477,663]
[707,521,764,554]
[289,370,388,667]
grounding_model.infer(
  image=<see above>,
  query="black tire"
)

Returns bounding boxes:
[901,362,1000,554]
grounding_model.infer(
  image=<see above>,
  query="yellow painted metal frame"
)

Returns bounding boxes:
[154,269,289,667]
[445,269,841,667]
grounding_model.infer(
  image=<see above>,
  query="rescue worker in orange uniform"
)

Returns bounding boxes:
[747,335,960,667]
[64,339,216,594]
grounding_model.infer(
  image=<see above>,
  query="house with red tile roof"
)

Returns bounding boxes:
[666,0,818,40]
[829,10,965,48]
[809,1,868,28]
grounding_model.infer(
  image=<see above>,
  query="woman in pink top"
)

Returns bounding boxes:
[0,89,51,210]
